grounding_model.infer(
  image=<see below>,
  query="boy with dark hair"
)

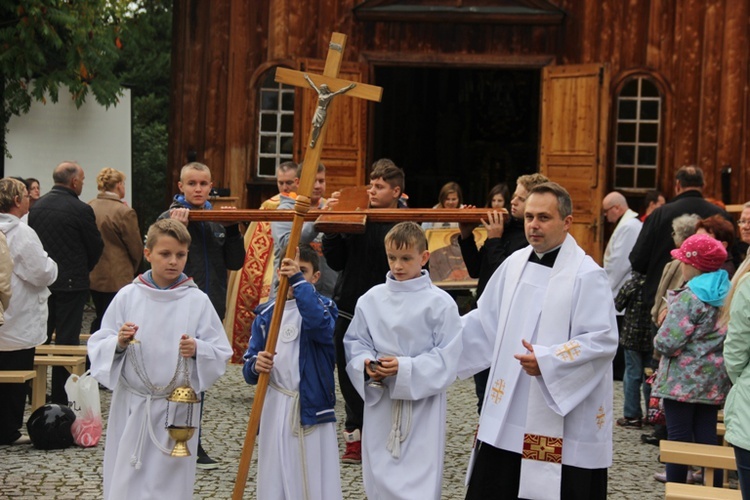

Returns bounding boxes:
[243,244,341,500]
[344,221,462,499]
[89,218,232,499]
[322,158,406,463]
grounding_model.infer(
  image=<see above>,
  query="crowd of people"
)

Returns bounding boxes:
[3,159,750,499]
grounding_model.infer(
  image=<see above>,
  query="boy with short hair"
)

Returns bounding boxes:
[88,219,232,500]
[344,221,463,499]
[322,158,406,462]
[161,162,245,320]
[243,244,342,500]
[160,161,244,467]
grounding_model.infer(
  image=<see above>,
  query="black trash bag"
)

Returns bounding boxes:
[26,404,76,450]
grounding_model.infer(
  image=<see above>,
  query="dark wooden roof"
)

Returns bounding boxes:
[352,0,565,24]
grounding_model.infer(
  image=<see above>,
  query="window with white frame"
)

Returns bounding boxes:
[613,77,661,189]
[256,69,295,178]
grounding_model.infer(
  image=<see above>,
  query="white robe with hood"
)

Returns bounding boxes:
[344,271,463,500]
[89,276,232,500]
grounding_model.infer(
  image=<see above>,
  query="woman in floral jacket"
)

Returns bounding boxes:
[653,233,731,485]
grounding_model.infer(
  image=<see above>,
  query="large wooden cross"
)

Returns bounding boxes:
[231,33,382,499]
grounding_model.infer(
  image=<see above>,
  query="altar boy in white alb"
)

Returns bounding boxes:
[344,222,463,500]
[88,219,232,500]
[460,182,617,500]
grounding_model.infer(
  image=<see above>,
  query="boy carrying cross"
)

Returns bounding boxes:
[243,244,342,500]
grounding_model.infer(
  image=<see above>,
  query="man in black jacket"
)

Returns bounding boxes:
[29,161,103,405]
[629,165,728,446]
[629,165,728,313]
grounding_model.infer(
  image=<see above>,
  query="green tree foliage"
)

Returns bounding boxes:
[0,0,124,153]
[115,0,171,233]
[1,0,172,235]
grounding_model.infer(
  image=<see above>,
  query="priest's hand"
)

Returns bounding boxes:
[179,334,196,358]
[255,351,274,373]
[514,339,541,376]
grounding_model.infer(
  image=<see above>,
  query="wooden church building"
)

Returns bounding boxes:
[168,0,749,261]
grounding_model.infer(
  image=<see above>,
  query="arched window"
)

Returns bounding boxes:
[613,77,662,189]
[256,69,295,178]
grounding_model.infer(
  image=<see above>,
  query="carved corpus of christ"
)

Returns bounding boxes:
[304,74,356,148]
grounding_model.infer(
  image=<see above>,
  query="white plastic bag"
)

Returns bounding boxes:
[65,370,103,447]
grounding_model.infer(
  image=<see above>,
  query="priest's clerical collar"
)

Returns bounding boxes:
[529,245,562,268]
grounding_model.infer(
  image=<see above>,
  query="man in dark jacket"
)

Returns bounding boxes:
[29,161,103,405]
[629,165,728,313]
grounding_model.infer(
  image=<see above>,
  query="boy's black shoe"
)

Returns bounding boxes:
[196,443,220,470]
[616,417,642,429]
[641,433,661,446]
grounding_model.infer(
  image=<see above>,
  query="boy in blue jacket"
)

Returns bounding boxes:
[243,244,342,500]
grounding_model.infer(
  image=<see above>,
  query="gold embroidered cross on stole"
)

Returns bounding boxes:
[490,379,505,404]
[522,434,563,464]
[596,406,606,429]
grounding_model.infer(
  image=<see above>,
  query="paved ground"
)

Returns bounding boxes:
[1,313,669,499]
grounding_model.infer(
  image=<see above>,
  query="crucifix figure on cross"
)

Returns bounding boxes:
[231,32,383,500]
[304,74,356,148]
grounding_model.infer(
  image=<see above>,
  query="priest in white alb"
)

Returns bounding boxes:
[459,182,618,500]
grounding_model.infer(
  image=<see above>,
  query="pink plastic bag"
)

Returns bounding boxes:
[65,371,103,447]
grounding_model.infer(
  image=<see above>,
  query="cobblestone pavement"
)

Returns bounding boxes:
[2,311,666,499]
[1,362,667,499]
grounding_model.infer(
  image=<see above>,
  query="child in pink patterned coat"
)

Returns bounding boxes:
[653,233,731,485]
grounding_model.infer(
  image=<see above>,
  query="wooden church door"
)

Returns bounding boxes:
[295,59,370,196]
[540,64,610,264]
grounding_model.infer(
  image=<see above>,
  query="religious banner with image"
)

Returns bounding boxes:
[425,227,486,289]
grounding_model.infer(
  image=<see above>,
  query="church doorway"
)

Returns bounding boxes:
[372,66,541,208]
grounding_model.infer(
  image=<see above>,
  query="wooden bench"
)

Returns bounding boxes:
[0,370,36,384]
[660,440,737,487]
[665,483,741,499]
[36,345,88,356]
[49,333,91,344]
[32,355,86,411]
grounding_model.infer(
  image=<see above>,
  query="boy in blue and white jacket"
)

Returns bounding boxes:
[243,244,342,500]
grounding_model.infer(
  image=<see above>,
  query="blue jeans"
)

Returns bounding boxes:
[734,446,750,498]
[663,398,722,486]
[623,349,650,419]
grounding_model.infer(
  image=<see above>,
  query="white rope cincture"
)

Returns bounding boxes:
[269,380,314,500]
[386,399,412,459]
[120,378,173,468]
